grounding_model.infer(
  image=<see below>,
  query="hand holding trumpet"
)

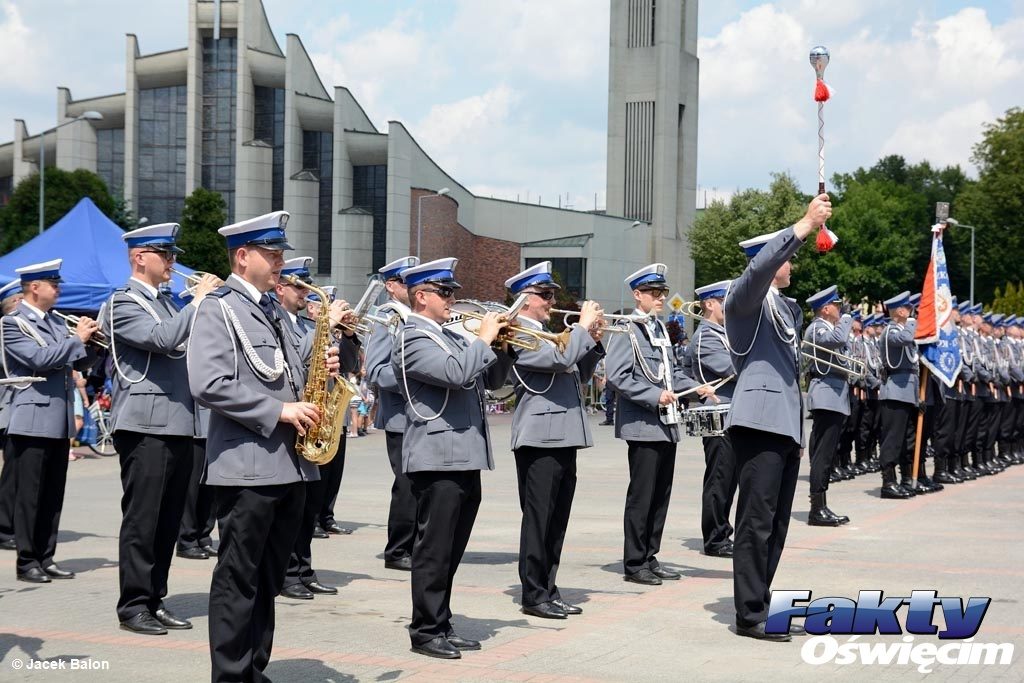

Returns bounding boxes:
[476,311,511,346]
[74,315,100,344]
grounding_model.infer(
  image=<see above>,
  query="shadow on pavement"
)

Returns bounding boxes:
[58,556,118,574]
[57,529,114,544]
[264,658,357,682]
[314,570,380,588]
[0,633,44,662]
[164,592,210,620]
[451,613,536,642]
[703,596,735,626]
[460,551,519,565]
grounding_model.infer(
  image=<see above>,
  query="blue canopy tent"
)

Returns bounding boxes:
[0,198,196,311]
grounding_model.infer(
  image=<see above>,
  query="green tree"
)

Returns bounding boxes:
[177,188,229,278]
[992,281,1024,315]
[0,168,120,252]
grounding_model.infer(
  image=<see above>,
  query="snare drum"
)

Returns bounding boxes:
[683,404,730,437]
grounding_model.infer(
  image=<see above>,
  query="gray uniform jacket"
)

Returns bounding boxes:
[510,320,603,451]
[687,320,736,403]
[188,279,318,486]
[862,337,883,394]
[605,317,700,443]
[392,315,514,474]
[969,330,992,398]
[1,301,93,439]
[723,227,805,447]
[103,279,196,437]
[366,304,409,433]
[283,312,361,378]
[804,315,854,416]
[879,319,919,405]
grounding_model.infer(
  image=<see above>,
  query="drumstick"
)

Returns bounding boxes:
[674,374,735,398]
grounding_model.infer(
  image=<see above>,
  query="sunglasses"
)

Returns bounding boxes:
[639,288,669,298]
[524,290,556,301]
[422,286,456,300]
[141,250,177,261]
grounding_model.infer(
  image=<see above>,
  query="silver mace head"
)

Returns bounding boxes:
[809,45,830,79]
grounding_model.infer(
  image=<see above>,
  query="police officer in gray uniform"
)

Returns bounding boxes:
[365,255,418,572]
[189,211,340,681]
[724,194,831,641]
[392,257,515,659]
[686,280,737,558]
[1,259,99,583]
[506,261,605,619]
[877,291,920,499]
[0,279,25,552]
[803,285,854,526]
[606,263,715,587]
[103,223,220,634]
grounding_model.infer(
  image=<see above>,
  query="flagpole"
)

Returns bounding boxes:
[910,364,929,488]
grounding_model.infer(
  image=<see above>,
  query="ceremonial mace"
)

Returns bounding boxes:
[810,46,838,252]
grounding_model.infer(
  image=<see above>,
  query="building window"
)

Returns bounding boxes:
[137,85,187,224]
[303,131,334,274]
[627,0,656,48]
[0,176,12,206]
[96,128,124,196]
[352,165,388,273]
[254,86,285,211]
[525,257,587,300]
[624,100,655,222]
[202,35,237,222]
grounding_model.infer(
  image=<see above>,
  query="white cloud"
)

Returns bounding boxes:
[879,100,995,168]
[414,85,518,151]
[0,0,46,90]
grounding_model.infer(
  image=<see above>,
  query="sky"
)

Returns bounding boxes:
[2,0,1023,212]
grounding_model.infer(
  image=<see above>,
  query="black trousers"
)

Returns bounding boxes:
[623,440,677,576]
[284,473,329,589]
[878,401,916,471]
[999,400,1016,443]
[514,446,577,607]
[114,431,192,621]
[729,427,800,626]
[209,483,304,683]
[932,398,962,461]
[317,434,346,528]
[0,431,14,543]
[701,433,737,553]
[408,469,481,646]
[839,391,864,463]
[857,398,879,459]
[177,439,216,551]
[955,395,973,457]
[982,402,1000,457]
[6,435,69,574]
[808,410,845,494]
[384,431,416,563]
[966,395,986,458]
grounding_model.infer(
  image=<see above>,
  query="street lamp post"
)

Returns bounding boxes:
[415,187,451,259]
[38,110,103,234]
[946,217,976,304]
[618,220,648,312]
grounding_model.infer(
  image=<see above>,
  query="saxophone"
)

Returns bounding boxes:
[283,276,358,465]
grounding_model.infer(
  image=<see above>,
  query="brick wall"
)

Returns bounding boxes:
[410,188,520,302]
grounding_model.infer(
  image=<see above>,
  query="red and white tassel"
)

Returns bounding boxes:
[816,225,838,253]
[814,79,832,103]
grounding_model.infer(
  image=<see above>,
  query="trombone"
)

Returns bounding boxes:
[171,268,223,296]
[52,311,109,349]
[801,340,866,380]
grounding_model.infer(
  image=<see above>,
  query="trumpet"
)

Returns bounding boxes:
[550,308,639,333]
[801,340,866,380]
[52,311,109,349]
[171,268,223,296]
[285,276,386,337]
[445,306,569,352]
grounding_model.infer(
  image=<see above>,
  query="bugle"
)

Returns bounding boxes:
[171,268,223,296]
[801,340,866,380]
[445,300,567,352]
[550,308,636,333]
[52,311,109,349]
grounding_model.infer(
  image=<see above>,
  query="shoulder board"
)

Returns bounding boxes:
[209,286,232,299]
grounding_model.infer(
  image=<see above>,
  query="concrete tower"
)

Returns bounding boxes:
[606,0,699,301]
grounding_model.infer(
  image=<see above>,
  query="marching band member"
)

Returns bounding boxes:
[876,291,920,498]
[856,315,884,473]
[606,263,715,587]
[365,256,418,572]
[1007,317,1024,464]
[802,285,853,526]
[950,302,979,481]
[1,259,98,583]
[0,278,25,552]
[392,257,515,659]
[506,261,604,619]
[978,314,1005,474]
[188,211,340,681]
[837,312,868,476]
[687,279,737,558]
[723,194,830,641]
[104,224,219,634]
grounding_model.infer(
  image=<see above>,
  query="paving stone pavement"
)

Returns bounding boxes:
[1,414,1021,682]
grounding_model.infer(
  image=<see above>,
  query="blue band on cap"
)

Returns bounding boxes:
[697,288,727,300]
[509,273,555,293]
[630,273,668,290]
[405,268,456,287]
[281,267,310,278]
[126,235,178,249]
[20,269,61,282]
[812,292,840,309]
[226,227,288,249]
[379,268,404,280]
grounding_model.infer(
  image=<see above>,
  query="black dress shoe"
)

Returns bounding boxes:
[881,483,912,499]
[705,544,734,558]
[552,598,583,615]
[305,580,338,595]
[176,546,210,560]
[789,622,807,635]
[650,566,681,580]
[153,608,192,629]
[120,612,167,635]
[384,556,413,571]
[0,538,15,551]
[280,583,315,600]
[599,420,614,426]
[201,544,218,557]
[43,564,75,579]
[624,569,662,586]
[312,526,330,539]
[322,521,353,535]
[17,567,51,584]
[411,636,461,659]
[446,633,481,650]
[808,507,842,527]
[522,601,568,619]
[736,621,792,642]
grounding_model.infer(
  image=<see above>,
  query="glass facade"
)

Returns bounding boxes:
[525,257,587,299]
[352,165,388,272]
[254,86,285,211]
[202,35,237,222]
[0,176,12,206]
[137,85,187,224]
[96,128,124,196]
[302,131,334,274]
